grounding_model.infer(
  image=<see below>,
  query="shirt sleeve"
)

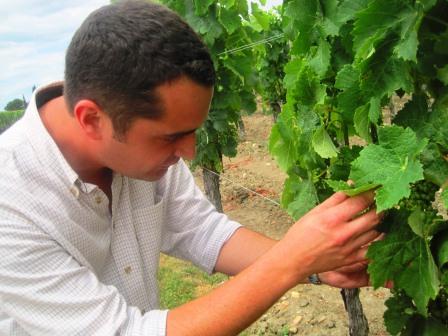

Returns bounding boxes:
[0,218,168,336]
[159,160,242,274]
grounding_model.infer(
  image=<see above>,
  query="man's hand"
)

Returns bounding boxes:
[319,262,370,289]
[320,262,394,289]
[276,191,382,282]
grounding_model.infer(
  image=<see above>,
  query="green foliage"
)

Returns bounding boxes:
[269,0,448,332]
[4,98,25,111]
[249,5,289,118]
[160,0,257,172]
[0,110,24,134]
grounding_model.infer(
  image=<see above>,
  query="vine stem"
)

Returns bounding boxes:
[370,123,379,144]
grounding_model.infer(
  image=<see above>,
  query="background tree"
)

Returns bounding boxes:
[4,98,25,111]
[160,0,257,212]
[250,4,289,122]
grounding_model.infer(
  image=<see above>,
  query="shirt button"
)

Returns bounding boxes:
[95,196,102,204]
[124,266,132,274]
[70,186,80,198]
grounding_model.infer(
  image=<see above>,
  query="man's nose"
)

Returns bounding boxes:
[174,134,196,160]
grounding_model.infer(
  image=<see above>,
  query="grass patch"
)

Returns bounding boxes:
[158,254,228,309]
[158,255,254,335]
[0,110,24,133]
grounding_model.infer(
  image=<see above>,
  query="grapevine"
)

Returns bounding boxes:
[269,0,448,333]
[249,4,289,121]
[159,0,257,211]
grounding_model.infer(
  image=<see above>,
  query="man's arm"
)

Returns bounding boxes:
[214,227,276,276]
[214,220,374,289]
[167,191,381,335]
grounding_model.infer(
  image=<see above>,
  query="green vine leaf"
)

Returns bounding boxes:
[384,291,415,335]
[309,39,331,77]
[311,126,339,158]
[274,0,448,331]
[269,121,297,172]
[353,0,421,61]
[367,216,439,316]
[284,179,319,220]
[349,126,427,211]
[219,8,241,34]
[354,103,371,142]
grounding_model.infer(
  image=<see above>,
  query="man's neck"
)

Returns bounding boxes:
[38,95,113,197]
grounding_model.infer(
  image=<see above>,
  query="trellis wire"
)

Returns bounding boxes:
[217,33,285,56]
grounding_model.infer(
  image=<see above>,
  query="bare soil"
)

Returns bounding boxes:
[194,112,390,335]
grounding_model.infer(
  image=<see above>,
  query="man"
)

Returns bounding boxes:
[0,1,382,335]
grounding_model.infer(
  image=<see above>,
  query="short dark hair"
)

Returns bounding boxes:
[64,0,215,136]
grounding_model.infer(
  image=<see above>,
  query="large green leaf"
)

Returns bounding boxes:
[250,3,270,31]
[335,64,360,90]
[394,9,423,62]
[360,48,414,98]
[218,7,241,34]
[353,0,415,60]
[349,126,427,211]
[285,179,319,220]
[368,217,439,316]
[353,103,371,142]
[269,121,297,172]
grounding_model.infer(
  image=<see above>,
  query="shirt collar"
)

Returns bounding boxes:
[23,81,80,188]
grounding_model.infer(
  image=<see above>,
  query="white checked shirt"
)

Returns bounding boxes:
[0,83,241,335]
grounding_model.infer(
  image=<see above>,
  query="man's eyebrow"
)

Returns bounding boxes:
[164,128,197,140]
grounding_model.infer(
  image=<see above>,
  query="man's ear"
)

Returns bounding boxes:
[73,100,108,140]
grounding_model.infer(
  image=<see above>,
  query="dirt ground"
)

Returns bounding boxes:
[194,112,390,335]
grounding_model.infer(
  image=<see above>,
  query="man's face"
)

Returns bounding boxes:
[100,76,213,181]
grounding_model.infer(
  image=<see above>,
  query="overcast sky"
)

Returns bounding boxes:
[0,0,282,110]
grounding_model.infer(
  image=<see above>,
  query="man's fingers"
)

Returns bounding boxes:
[335,261,368,274]
[346,208,382,238]
[349,228,381,250]
[346,245,370,265]
[308,192,348,215]
[384,280,394,288]
[328,191,376,222]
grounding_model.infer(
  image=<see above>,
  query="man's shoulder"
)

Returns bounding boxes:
[0,122,31,179]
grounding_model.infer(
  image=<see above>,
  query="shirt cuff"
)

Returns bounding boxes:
[202,218,242,275]
[126,307,168,335]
